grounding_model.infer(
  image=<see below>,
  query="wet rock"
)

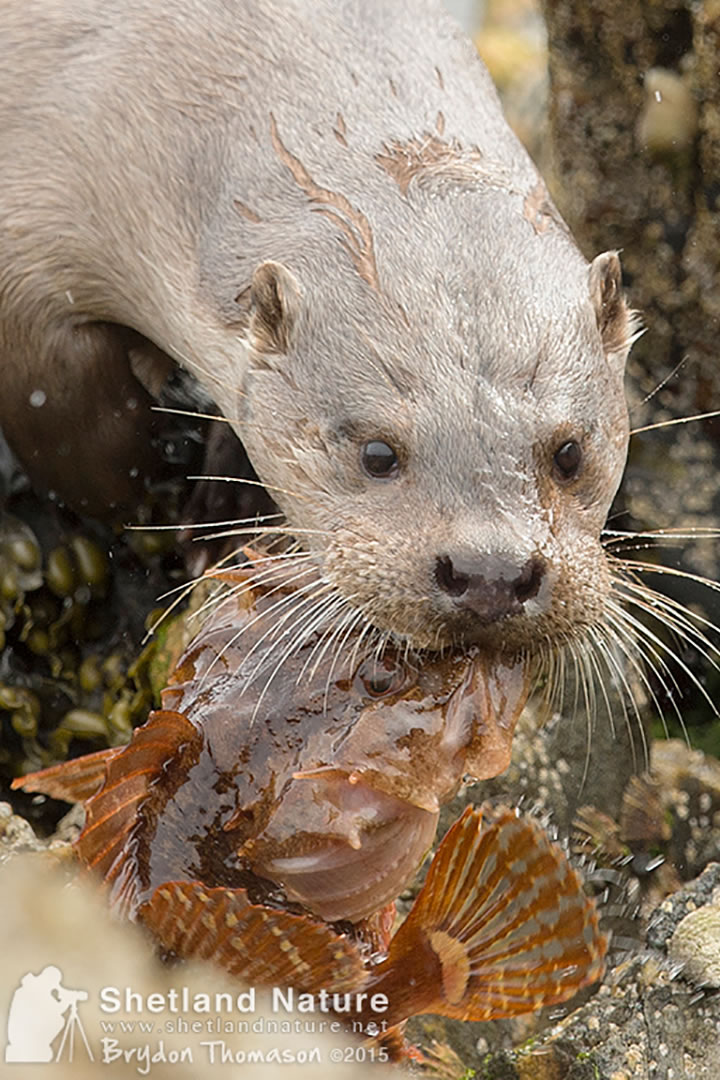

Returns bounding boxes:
[0,855,390,1079]
[668,902,720,987]
[0,801,47,862]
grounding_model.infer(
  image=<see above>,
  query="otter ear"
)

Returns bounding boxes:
[589,251,635,361]
[249,261,301,354]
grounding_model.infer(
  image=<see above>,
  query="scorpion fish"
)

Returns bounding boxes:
[15,551,607,1034]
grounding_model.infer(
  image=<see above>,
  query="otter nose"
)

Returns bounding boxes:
[435,553,545,623]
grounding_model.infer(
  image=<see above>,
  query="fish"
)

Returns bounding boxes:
[14,549,606,1038]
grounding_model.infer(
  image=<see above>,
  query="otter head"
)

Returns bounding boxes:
[236,193,635,662]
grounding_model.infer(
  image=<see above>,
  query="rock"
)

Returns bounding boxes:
[668,902,720,987]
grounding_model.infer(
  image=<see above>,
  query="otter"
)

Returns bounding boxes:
[0,0,634,658]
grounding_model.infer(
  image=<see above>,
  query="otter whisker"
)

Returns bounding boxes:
[575,638,598,790]
[536,640,560,719]
[199,577,332,687]
[229,580,336,682]
[298,595,363,686]
[605,542,715,562]
[587,622,648,770]
[193,524,332,544]
[241,584,343,683]
[186,473,315,505]
[128,513,285,533]
[555,642,572,722]
[605,599,687,712]
[200,546,314,590]
[278,595,354,688]
[323,618,374,729]
[191,558,317,626]
[149,552,236,606]
[151,405,232,423]
[629,354,687,411]
[630,409,720,436]
[542,636,587,749]
[587,626,632,734]
[612,560,720,678]
[606,598,708,730]
[181,548,311,617]
[615,578,720,670]
[551,642,566,719]
[401,633,415,670]
[604,538,720,562]
[570,636,597,794]
[430,624,445,653]
[580,627,635,786]
[142,543,259,642]
[613,557,720,598]
[602,621,658,716]
[604,525,720,541]
[188,555,314,621]
[249,593,351,722]
[371,628,394,667]
[544,638,564,717]
[566,638,585,729]
[583,629,616,737]
[322,607,372,705]
[325,609,379,699]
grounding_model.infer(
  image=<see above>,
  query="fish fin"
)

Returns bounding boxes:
[10,748,119,803]
[373,806,607,1024]
[75,710,198,913]
[352,902,397,956]
[140,880,367,995]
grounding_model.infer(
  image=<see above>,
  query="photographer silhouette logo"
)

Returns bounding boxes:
[5,966,94,1064]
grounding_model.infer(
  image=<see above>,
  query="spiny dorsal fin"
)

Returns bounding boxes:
[11,747,119,804]
[75,710,199,916]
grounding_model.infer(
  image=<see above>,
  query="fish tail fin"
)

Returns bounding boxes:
[370,806,607,1025]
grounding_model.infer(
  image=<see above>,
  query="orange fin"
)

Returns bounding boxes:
[11,748,119,804]
[351,901,396,957]
[75,709,199,915]
[372,806,607,1024]
[140,880,367,995]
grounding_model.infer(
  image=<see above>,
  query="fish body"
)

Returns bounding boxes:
[14,558,605,1033]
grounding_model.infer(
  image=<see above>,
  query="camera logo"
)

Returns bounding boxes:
[5,966,94,1064]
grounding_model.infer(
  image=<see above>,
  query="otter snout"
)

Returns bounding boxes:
[435,553,546,625]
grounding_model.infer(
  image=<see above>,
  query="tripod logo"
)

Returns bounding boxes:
[5,966,94,1064]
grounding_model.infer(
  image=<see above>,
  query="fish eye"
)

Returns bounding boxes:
[553,439,582,481]
[362,440,399,479]
[356,657,407,697]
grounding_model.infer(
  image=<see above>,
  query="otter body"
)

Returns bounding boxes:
[0,0,633,654]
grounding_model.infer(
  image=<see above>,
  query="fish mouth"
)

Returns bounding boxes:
[251,779,439,924]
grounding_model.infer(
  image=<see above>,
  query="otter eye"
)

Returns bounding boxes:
[554,440,582,481]
[362,440,399,478]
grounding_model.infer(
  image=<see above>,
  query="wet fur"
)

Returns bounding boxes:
[1,0,635,660]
